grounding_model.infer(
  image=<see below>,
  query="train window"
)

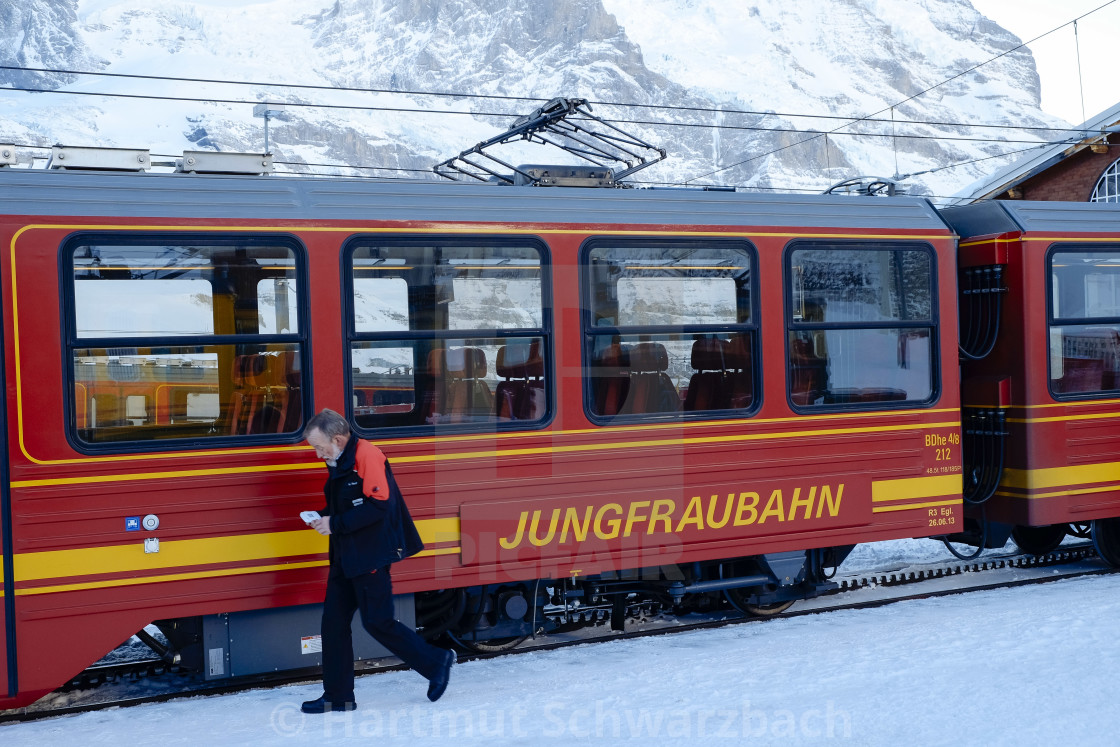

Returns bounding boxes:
[785,243,936,408]
[582,240,759,420]
[346,238,550,431]
[65,236,308,447]
[1048,247,1120,396]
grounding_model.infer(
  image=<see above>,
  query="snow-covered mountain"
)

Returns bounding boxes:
[0,0,1071,198]
[0,0,105,88]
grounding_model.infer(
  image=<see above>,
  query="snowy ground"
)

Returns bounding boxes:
[2,539,1115,745]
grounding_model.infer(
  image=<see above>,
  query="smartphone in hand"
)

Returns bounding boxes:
[300,510,321,524]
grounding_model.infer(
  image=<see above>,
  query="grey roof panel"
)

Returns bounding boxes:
[942,200,1120,240]
[997,201,1120,235]
[939,201,1023,239]
[0,169,950,231]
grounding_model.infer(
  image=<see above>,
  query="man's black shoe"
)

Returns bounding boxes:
[301,695,357,714]
[427,650,456,702]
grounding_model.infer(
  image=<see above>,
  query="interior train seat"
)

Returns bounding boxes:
[280,349,302,432]
[444,347,493,421]
[1054,357,1105,394]
[789,337,827,406]
[592,342,630,417]
[495,340,545,421]
[228,354,268,434]
[684,337,727,411]
[724,334,754,409]
[1072,328,1120,390]
[1098,328,1120,390]
[623,342,679,414]
[229,352,295,434]
[419,348,448,423]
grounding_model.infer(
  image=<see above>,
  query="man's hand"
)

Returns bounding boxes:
[309,516,332,536]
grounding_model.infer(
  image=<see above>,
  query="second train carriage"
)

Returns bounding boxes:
[941,200,1120,560]
[2,158,1106,709]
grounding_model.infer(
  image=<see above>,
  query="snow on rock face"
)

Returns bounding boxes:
[0,0,1071,197]
[601,0,1059,194]
[0,0,105,89]
[304,0,670,103]
[603,0,1043,118]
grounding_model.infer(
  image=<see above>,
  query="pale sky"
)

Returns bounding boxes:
[969,0,1118,124]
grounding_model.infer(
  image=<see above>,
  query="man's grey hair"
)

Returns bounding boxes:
[304,408,351,440]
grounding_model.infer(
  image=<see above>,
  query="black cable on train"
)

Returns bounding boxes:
[959,266,1008,361]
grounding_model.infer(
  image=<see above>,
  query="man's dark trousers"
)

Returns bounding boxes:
[321,564,446,702]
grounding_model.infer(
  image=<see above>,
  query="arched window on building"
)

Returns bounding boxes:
[1091,158,1120,202]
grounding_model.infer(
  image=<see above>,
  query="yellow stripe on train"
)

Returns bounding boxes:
[7,518,460,585]
[11,420,962,489]
[12,547,465,597]
[1002,461,1120,491]
[871,474,961,502]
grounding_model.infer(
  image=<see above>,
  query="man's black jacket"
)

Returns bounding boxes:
[321,435,424,578]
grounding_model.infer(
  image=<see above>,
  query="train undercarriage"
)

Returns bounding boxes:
[943,516,1120,565]
[418,546,855,651]
[137,546,856,675]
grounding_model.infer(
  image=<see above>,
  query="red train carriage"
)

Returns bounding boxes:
[942,201,1120,560]
[0,159,965,709]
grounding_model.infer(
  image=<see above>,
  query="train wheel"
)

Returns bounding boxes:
[740,601,795,617]
[447,631,528,653]
[1068,522,1093,539]
[1091,518,1120,568]
[1010,524,1066,555]
[723,587,794,617]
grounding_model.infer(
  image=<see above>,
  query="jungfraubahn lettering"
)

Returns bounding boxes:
[498,483,845,551]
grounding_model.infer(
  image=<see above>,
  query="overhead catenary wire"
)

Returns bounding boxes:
[1073,19,1087,125]
[588,116,1062,145]
[0,62,1091,134]
[0,84,511,118]
[622,137,1067,197]
[0,83,1079,153]
[894,139,1065,180]
[0,63,548,104]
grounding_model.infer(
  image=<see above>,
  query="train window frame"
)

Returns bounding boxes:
[342,234,555,437]
[59,232,312,453]
[578,236,762,425]
[782,240,941,412]
[1045,243,1120,401]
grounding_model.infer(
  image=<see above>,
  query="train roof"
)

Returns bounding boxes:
[0,167,950,231]
[940,199,1120,239]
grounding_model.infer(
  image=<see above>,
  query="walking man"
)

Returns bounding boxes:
[300,408,454,713]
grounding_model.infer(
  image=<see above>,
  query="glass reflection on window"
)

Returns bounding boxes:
[787,244,935,408]
[349,241,549,430]
[584,242,757,418]
[1049,247,1120,396]
[68,239,305,444]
